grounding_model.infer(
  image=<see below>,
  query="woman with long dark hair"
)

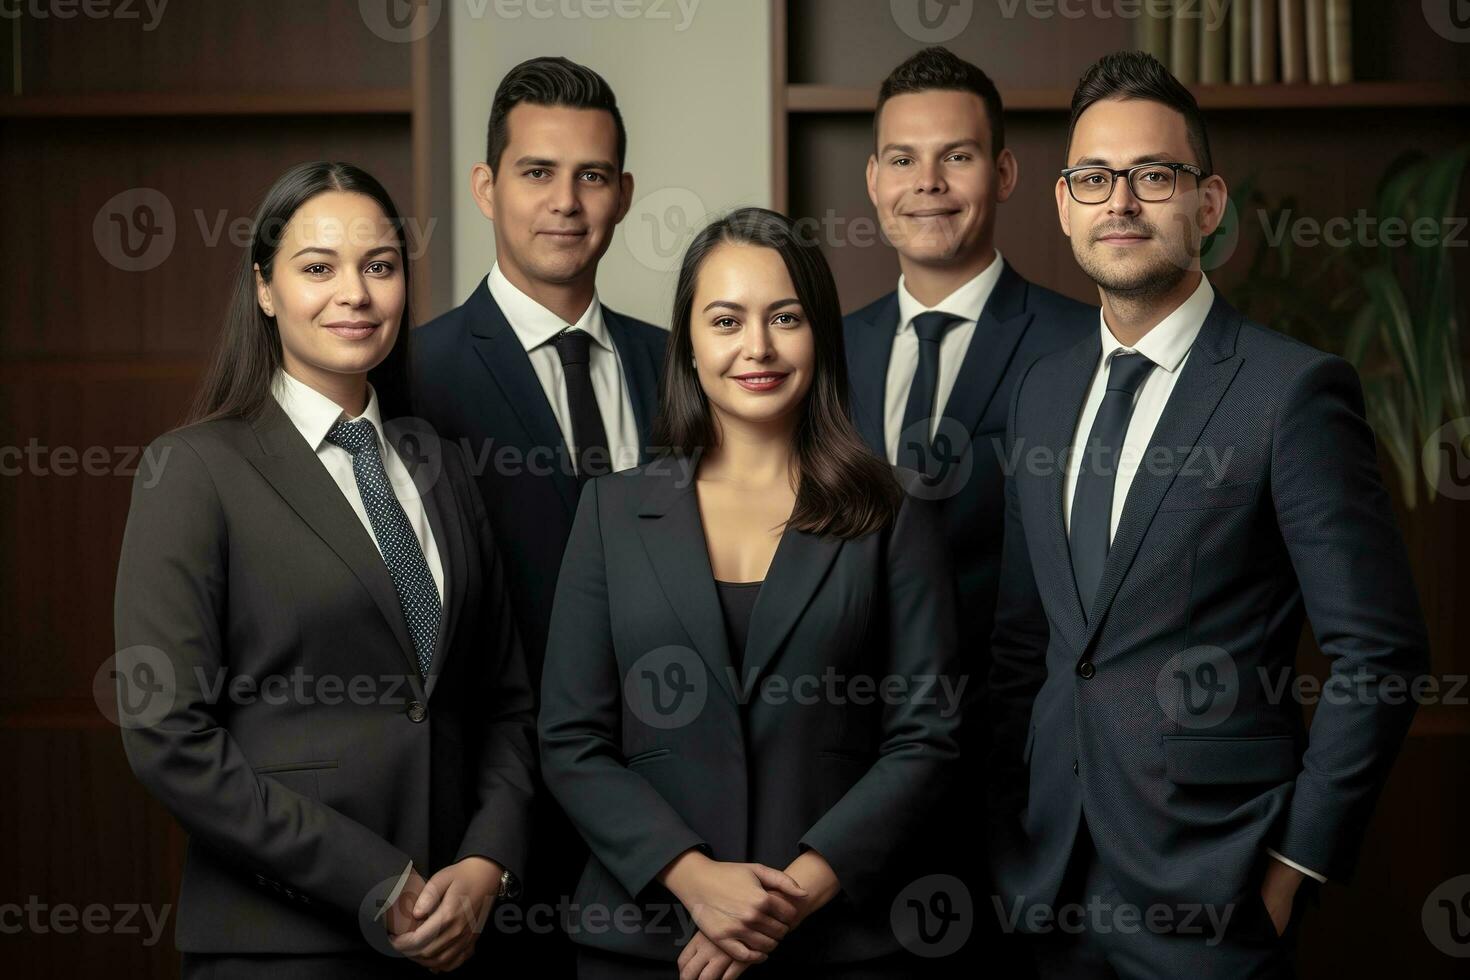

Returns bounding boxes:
[539,207,961,978]
[114,162,535,978]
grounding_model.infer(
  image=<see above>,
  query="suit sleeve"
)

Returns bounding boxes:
[797,483,962,907]
[114,433,414,930]
[452,442,538,879]
[538,478,709,898]
[1269,355,1429,881]
[985,361,1051,825]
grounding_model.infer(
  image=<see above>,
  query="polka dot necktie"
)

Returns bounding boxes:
[325,417,440,676]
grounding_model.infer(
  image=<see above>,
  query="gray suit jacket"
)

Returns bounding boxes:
[538,460,962,965]
[113,397,536,954]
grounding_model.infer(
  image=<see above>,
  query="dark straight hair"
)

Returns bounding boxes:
[652,208,902,540]
[1066,50,1213,174]
[186,161,414,427]
[486,55,626,175]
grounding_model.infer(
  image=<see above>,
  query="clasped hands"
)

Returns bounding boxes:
[663,849,840,980]
[382,855,502,974]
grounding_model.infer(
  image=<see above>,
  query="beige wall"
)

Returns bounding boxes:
[448,0,772,327]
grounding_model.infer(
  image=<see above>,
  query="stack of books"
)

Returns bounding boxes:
[1137,0,1354,85]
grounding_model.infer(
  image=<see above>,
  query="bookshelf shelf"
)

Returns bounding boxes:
[0,89,414,118]
[786,81,1470,114]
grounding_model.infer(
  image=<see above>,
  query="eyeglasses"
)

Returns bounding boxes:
[1059,161,1206,204]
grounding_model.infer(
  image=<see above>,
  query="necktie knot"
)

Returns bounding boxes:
[552,328,592,367]
[911,311,961,345]
[325,417,377,456]
[1106,351,1155,396]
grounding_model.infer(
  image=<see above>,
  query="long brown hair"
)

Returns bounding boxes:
[652,207,901,539]
[186,162,414,426]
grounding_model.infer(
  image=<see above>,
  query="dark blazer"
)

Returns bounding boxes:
[843,262,1094,678]
[538,462,962,965]
[987,292,1429,922]
[113,397,536,955]
[411,280,668,683]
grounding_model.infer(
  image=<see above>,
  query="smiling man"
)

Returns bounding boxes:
[986,51,1428,977]
[840,45,1094,974]
[412,56,667,976]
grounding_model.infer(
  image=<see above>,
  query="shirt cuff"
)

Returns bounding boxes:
[374,860,416,922]
[1266,847,1327,884]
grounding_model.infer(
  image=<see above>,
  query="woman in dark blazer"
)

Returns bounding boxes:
[113,163,536,978]
[539,208,962,979]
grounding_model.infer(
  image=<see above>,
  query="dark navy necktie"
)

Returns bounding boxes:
[551,328,611,482]
[1069,351,1156,621]
[325,417,440,676]
[899,312,962,463]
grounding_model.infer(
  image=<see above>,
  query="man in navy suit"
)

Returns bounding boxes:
[988,51,1428,977]
[841,46,1093,970]
[412,56,666,974]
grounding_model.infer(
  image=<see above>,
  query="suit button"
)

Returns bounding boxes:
[1073,759,1080,776]
[1077,661,1095,679]
[407,701,427,723]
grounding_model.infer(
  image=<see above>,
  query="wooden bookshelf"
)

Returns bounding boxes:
[0,89,414,118]
[787,80,1470,114]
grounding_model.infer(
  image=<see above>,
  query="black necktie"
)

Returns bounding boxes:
[1069,351,1156,621]
[551,328,611,481]
[325,417,441,676]
[899,312,962,466]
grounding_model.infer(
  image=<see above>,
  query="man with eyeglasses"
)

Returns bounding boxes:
[986,51,1427,977]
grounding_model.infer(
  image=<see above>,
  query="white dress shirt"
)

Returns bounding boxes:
[487,263,641,473]
[270,368,445,603]
[1058,274,1328,885]
[882,252,1007,464]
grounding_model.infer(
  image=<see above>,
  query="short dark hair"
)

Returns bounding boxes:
[1066,51,1213,175]
[486,56,626,175]
[874,46,1005,155]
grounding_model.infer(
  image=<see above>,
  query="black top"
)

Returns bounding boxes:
[714,579,762,676]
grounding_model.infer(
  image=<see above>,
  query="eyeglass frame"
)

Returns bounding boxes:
[1058,161,1208,204]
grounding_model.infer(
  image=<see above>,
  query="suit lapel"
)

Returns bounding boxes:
[248,399,424,680]
[466,282,580,515]
[1083,296,1244,649]
[739,527,843,689]
[605,309,663,464]
[1039,331,1101,651]
[635,465,739,704]
[845,294,898,457]
[941,263,1034,439]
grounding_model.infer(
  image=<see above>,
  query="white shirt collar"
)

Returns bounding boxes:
[895,251,1006,335]
[1099,273,1215,374]
[271,367,386,452]
[487,261,610,353]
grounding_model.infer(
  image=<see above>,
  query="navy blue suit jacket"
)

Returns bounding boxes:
[843,262,1095,678]
[411,279,667,685]
[987,291,1429,922]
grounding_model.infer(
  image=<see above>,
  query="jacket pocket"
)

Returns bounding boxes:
[624,748,671,767]
[1162,734,1298,785]
[253,760,339,775]
[1159,479,1258,512]
[1022,722,1037,765]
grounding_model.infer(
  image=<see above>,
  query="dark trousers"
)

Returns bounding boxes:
[1030,819,1303,980]
[182,952,426,979]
